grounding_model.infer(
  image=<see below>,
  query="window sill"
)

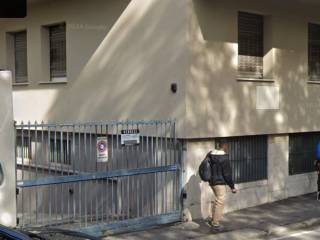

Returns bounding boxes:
[39,81,68,85]
[12,82,30,86]
[237,77,274,83]
[307,80,320,84]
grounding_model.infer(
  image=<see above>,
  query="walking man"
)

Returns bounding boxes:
[316,160,320,200]
[208,140,237,230]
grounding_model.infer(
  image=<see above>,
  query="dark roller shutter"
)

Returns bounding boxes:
[49,23,66,79]
[309,23,320,80]
[14,31,28,83]
[238,12,264,79]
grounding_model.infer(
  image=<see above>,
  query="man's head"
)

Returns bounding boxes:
[216,139,228,152]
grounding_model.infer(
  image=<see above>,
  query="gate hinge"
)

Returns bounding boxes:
[16,188,19,195]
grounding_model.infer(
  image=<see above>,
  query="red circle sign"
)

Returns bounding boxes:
[97,140,107,153]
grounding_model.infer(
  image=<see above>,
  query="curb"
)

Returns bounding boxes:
[267,217,320,237]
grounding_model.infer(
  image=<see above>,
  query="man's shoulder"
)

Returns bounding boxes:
[210,150,229,163]
[210,149,227,156]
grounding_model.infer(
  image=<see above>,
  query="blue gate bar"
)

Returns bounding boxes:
[17,164,179,188]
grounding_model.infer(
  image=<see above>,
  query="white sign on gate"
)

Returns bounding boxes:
[121,129,140,145]
[96,137,108,162]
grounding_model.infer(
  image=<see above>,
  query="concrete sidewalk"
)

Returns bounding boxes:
[105,193,320,240]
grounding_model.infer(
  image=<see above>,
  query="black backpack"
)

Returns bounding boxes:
[199,151,212,182]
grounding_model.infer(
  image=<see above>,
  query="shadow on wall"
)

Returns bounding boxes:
[184,1,320,220]
[15,0,187,134]
[13,0,189,221]
[188,0,320,138]
[192,0,237,43]
[182,174,202,221]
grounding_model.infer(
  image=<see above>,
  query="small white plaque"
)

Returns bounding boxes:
[121,129,140,145]
[256,86,280,110]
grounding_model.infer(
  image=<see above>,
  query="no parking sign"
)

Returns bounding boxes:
[96,137,108,162]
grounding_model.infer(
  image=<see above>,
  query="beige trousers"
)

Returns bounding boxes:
[211,185,226,225]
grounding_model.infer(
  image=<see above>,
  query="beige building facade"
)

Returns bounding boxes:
[0,0,320,222]
[0,71,16,227]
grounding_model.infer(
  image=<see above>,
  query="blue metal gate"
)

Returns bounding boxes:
[15,120,181,237]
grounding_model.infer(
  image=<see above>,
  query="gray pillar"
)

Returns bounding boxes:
[0,70,16,227]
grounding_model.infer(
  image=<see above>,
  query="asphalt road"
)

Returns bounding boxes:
[271,226,320,240]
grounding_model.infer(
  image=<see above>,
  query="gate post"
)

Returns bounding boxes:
[0,70,16,227]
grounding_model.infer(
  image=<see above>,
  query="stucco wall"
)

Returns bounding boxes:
[182,135,317,220]
[1,0,320,138]
[0,0,188,136]
[0,0,319,225]
[0,71,16,227]
[186,0,320,138]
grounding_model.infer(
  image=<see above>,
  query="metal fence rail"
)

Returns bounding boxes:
[15,120,181,236]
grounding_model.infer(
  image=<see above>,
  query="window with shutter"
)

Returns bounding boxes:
[14,31,28,83]
[238,12,264,79]
[49,23,66,80]
[309,23,320,80]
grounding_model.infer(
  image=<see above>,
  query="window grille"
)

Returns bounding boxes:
[216,135,268,183]
[289,132,319,175]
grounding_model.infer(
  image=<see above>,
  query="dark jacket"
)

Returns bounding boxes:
[316,161,320,173]
[209,152,235,189]
[315,161,320,192]
[315,161,320,178]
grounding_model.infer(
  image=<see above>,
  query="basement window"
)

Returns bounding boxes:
[289,132,319,175]
[216,135,268,183]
